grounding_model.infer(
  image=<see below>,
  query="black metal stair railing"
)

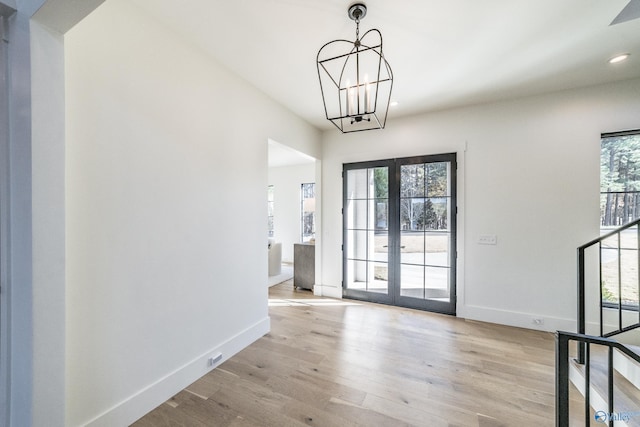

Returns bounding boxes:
[559,219,640,426]
[556,331,640,427]
[577,217,640,364]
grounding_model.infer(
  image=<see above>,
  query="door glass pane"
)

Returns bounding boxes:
[346,199,368,229]
[425,233,449,267]
[425,267,449,300]
[373,167,388,198]
[400,197,429,230]
[401,164,425,197]
[373,199,388,231]
[346,260,368,290]
[346,169,368,199]
[427,162,449,197]
[400,264,424,298]
[346,230,368,260]
[426,198,448,230]
[370,262,389,293]
[401,232,424,265]
[400,198,426,231]
[345,166,390,295]
[374,233,388,261]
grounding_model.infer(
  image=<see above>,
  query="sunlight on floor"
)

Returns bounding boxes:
[268,298,362,307]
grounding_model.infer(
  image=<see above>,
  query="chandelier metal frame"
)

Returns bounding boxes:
[316,3,394,133]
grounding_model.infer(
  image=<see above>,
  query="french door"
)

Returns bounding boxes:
[343,154,457,314]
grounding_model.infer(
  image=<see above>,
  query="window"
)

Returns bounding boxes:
[601,130,640,229]
[301,183,315,242]
[600,130,640,308]
[267,185,274,238]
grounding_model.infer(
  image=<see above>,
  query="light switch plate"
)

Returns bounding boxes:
[478,235,497,245]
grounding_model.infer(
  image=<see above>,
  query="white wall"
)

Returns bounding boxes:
[64,1,320,425]
[268,163,316,263]
[3,2,99,425]
[31,19,66,427]
[320,78,640,331]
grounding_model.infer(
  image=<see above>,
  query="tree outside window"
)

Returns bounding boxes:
[400,163,449,231]
[601,131,640,228]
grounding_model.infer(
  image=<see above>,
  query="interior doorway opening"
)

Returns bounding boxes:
[267,139,320,290]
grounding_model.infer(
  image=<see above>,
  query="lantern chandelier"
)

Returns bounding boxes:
[316,3,393,133]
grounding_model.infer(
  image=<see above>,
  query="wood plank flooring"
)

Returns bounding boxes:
[132,281,561,427]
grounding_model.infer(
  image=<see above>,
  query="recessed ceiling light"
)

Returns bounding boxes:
[390,101,399,107]
[609,53,630,64]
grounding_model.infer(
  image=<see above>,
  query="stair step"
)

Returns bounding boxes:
[615,345,640,391]
[569,344,640,426]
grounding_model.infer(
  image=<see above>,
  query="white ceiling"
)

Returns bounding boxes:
[268,139,316,168]
[129,0,640,131]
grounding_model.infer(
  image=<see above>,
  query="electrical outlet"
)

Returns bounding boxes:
[208,352,223,367]
[532,318,544,326]
[478,234,497,245]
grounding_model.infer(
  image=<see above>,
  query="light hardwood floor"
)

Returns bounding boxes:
[133,281,562,427]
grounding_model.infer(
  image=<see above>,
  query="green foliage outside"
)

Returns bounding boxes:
[372,164,450,231]
[400,163,448,231]
[601,280,617,303]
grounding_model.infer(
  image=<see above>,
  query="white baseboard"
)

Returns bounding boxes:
[84,317,271,427]
[311,289,575,333]
[459,304,575,333]
[312,286,578,333]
